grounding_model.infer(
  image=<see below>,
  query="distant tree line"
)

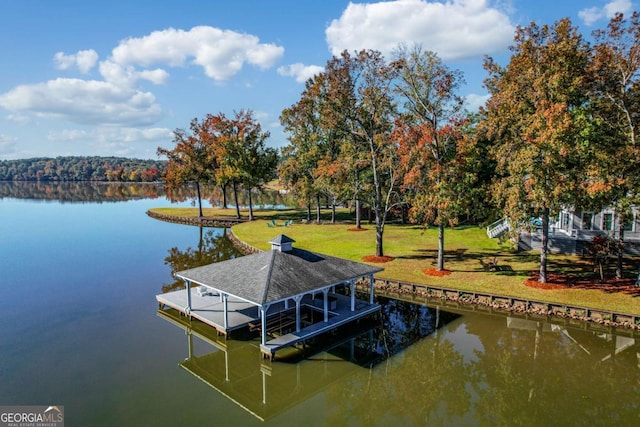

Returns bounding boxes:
[0,156,166,182]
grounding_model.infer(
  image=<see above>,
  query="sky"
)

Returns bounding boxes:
[0,0,635,160]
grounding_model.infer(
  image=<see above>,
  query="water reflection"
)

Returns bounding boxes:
[158,287,460,421]
[0,180,294,208]
[0,180,165,202]
[161,228,243,293]
[467,316,640,426]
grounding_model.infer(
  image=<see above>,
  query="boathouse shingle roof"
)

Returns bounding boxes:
[175,235,383,306]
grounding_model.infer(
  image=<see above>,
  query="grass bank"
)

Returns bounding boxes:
[150,207,640,316]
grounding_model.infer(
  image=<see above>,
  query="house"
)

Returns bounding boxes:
[488,206,640,255]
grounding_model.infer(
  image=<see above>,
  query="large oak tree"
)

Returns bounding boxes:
[482,19,590,283]
[587,12,640,279]
[393,46,471,271]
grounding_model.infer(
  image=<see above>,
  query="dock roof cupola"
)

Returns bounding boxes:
[269,234,295,252]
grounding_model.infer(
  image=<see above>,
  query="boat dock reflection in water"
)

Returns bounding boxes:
[157,295,460,422]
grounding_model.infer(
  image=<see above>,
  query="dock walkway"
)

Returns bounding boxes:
[156,288,262,335]
[259,294,381,359]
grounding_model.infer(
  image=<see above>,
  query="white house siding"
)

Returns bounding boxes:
[520,206,640,255]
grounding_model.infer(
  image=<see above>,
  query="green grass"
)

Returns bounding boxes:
[152,207,640,316]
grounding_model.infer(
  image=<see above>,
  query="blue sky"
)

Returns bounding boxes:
[0,0,634,160]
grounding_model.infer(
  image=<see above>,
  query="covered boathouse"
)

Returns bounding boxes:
[156,234,383,360]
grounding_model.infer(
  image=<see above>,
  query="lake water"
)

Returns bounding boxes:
[1,183,638,426]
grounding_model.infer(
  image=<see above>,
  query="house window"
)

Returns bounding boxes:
[603,213,614,231]
[581,212,593,230]
[561,212,570,229]
[623,213,635,232]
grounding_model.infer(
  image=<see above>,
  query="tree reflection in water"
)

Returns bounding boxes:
[0,181,165,202]
[326,299,470,425]
[161,227,242,293]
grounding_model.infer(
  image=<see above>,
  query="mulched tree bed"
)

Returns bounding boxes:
[524,272,640,295]
[347,227,368,232]
[362,255,395,263]
[424,268,452,277]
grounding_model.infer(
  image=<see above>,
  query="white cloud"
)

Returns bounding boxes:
[1,25,283,139]
[465,93,490,111]
[111,26,285,81]
[54,49,99,74]
[579,0,632,25]
[48,127,171,143]
[604,0,632,18]
[277,63,324,83]
[0,134,18,156]
[98,60,169,87]
[579,7,602,26]
[0,78,162,126]
[95,127,172,143]
[326,0,515,60]
[47,129,88,141]
[6,113,30,124]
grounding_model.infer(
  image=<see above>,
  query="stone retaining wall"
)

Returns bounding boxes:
[358,278,640,333]
[227,229,262,254]
[146,209,247,228]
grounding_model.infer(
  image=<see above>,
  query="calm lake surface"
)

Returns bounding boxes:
[1,182,638,426]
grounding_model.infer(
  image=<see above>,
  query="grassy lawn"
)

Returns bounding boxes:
[151,207,640,316]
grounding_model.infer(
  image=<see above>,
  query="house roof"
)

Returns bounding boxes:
[175,238,383,306]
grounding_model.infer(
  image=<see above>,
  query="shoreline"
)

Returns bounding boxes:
[226,228,640,334]
[146,209,248,228]
[149,209,640,333]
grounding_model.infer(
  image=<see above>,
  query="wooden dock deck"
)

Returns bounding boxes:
[157,288,381,359]
[259,295,381,359]
[156,288,261,335]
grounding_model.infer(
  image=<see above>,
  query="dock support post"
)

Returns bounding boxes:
[350,280,356,312]
[260,304,270,346]
[222,293,229,330]
[323,288,329,322]
[185,280,192,313]
[369,274,375,305]
[293,295,303,332]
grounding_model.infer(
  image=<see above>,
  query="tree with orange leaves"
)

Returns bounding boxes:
[215,110,276,221]
[482,19,590,283]
[392,46,472,271]
[586,12,640,279]
[157,117,219,217]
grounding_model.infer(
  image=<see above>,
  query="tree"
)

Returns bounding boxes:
[157,118,219,216]
[587,12,640,279]
[219,110,276,221]
[280,71,354,224]
[323,50,399,257]
[280,74,328,222]
[482,19,590,283]
[392,46,470,271]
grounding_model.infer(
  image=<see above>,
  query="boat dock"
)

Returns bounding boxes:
[157,288,380,358]
[156,234,384,360]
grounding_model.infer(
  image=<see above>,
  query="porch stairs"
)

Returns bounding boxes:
[487,218,510,239]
